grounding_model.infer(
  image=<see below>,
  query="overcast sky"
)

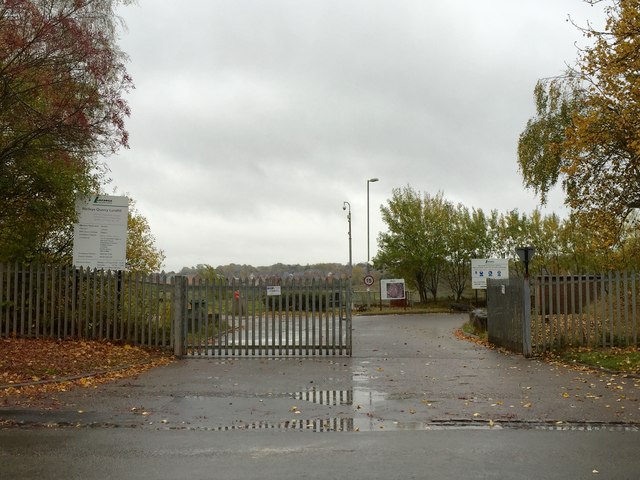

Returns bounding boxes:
[110,0,604,272]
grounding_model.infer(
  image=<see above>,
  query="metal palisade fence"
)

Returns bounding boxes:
[177,276,352,357]
[0,263,173,348]
[532,272,640,353]
[0,263,353,357]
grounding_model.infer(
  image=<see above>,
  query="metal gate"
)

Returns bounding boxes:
[177,277,352,357]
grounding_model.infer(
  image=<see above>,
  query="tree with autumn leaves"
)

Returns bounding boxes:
[518,0,640,252]
[0,0,163,271]
[126,198,165,273]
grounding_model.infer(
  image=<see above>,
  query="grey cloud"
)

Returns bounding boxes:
[110,0,601,270]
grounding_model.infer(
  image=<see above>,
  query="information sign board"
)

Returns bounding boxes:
[471,258,509,289]
[72,195,128,270]
[380,278,406,300]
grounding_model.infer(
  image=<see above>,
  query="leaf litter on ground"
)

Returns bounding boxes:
[0,337,174,406]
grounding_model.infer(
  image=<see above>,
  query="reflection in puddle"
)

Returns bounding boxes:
[174,417,506,432]
[165,389,640,432]
[291,389,353,406]
[175,387,444,432]
[293,387,420,408]
[290,387,437,431]
[167,417,640,433]
[197,417,356,432]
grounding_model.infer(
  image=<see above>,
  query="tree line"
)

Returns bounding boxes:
[373,186,640,304]
[178,263,354,279]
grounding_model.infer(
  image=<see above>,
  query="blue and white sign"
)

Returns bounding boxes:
[471,258,509,289]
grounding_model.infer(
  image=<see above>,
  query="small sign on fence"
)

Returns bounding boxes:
[266,285,282,296]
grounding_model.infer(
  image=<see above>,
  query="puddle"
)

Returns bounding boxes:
[279,388,443,432]
[156,418,640,433]
[291,387,397,409]
[169,388,640,433]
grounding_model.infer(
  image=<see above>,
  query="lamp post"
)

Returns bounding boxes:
[366,178,379,310]
[367,178,379,273]
[342,201,352,275]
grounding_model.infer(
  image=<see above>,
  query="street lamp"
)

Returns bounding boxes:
[367,178,379,272]
[342,201,352,275]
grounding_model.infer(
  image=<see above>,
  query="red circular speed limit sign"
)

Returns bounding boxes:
[364,275,375,286]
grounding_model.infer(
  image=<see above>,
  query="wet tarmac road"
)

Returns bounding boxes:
[3,313,639,430]
[2,314,640,479]
[2,427,640,480]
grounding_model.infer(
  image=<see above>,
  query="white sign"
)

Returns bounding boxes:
[72,195,129,270]
[471,258,509,289]
[266,286,281,296]
[363,275,375,286]
[381,278,406,300]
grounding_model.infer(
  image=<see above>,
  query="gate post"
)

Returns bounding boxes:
[173,276,187,357]
[345,278,352,356]
[522,278,532,358]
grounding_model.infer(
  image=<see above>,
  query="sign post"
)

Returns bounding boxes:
[364,275,375,310]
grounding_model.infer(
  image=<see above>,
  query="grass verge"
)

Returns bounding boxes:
[461,321,488,340]
[556,347,640,374]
